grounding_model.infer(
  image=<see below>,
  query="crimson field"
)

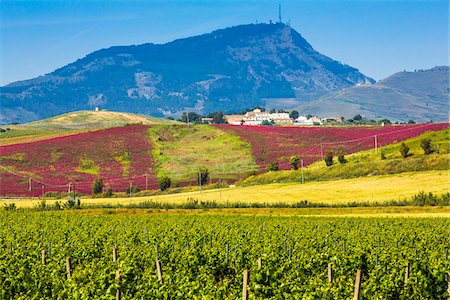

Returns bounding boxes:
[0,123,448,196]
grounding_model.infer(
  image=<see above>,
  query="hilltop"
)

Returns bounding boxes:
[296,66,449,122]
[1,23,372,124]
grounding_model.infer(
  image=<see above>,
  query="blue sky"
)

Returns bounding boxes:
[0,0,448,85]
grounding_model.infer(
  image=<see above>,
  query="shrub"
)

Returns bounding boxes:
[65,197,81,209]
[126,186,141,194]
[92,178,103,194]
[324,151,333,166]
[105,188,113,197]
[266,161,279,172]
[4,203,16,211]
[420,138,433,155]
[400,143,410,158]
[158,176,172,191]
[197,167,210,186]
[380,151,386,160]
[337,154,347,164]
[289,155,300,170]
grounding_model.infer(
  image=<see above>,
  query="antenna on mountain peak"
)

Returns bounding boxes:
[278,4,282,23]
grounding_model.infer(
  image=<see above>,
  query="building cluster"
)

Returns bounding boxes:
[223,109,340,126]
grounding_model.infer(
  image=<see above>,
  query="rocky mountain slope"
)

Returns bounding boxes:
[1,22,373,124]
[296,66,449,122]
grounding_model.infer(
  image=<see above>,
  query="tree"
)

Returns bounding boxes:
[289,110,299,120]
[353,114,363,121]
[198,167,209,186]
[407,120,416,124]
[266,161,279,172]
[210,111,227,124]
[166,116,174,120]
[126,185,140,194]
[180,112,202,124]
[105,188,113,197]
[261,120,274,126]
[337,154,347,164]
[324,151,333,166]
[289,155,300,170]
[158,176,172,191]
[400,143,410,158]
[420,138,433,155]
[92,178,103,194]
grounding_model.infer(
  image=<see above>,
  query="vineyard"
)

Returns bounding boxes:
[1,211,449,298]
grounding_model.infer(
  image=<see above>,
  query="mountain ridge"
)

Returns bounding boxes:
[1,22,373,124]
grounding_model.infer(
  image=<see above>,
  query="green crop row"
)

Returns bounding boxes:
[1,212,449,299]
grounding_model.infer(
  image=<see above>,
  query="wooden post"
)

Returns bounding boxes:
[66,257,72,279]
[328,263,333,284]
[41,250,46,265]
[404,262,410,284]
[156,260,163,284]
[116,270,121,300]
[300,159,304,183]
[353,269,362,300]
[257,257,262,268]
[29,178,32,191]
[242,269,249,300]
[113,246,117,262]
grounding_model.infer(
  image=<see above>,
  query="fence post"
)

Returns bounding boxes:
[353,269,362,300]
[113,246,117,262]
[116,270,121,300]
[156,260,163,284]
[404,262,410,284]
[328,263,333,284]
[242,269,249,300]
[66,257,72,279]
[41,250,46,265]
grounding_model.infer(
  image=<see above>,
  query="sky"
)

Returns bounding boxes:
[0,0,448,86]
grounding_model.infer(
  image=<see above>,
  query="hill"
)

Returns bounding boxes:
[296,66,449,122]
[1,122,447,197]
[1,23,373,125]
[238,127,449,186]
[0,110,177,146]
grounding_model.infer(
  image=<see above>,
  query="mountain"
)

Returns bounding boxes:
[296,66,449,122]
[1,23,374,125]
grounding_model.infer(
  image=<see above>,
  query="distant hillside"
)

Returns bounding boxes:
[1,22,373,125]
[296,66,449,122]
[21,110,178,130]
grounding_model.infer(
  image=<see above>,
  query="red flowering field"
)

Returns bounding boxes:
[215,123,449,170]
[0,125,158,196]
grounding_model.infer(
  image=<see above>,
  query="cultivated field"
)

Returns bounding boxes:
[1,212,449,298]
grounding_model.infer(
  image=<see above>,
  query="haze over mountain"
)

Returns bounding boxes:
[296,66,449,123]
[1,23,374,124]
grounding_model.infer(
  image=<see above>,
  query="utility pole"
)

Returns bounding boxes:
[278,3,282,23]
[145,174,148,191]
[68,182,71,194]
[129,181,133,198]
[374,135,378,153]
[320,144,324,160]
[28,178,32,191]
[300,159,304,184]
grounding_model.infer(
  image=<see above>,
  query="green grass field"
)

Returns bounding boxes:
[148,124,257,182]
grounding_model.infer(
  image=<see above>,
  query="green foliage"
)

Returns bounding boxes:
[420,138,433,155]
[158,176,172,191]
[0,212,449,298]
[64,197,81,209]
[337,154,347,164]
[209,111,227,124]
[289,155,300,170]
[411,191,449,206]
[3,203,17,211]
[380,151,386,160]
[92,178,103,195]
[198,167,209,186]
[261,120,275,126]
[126,185,141,194]
[324,151,333,166]
[105,188,113,198]
[266,161,279,172]
[400,143,410,158]
[289,110,299,119]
